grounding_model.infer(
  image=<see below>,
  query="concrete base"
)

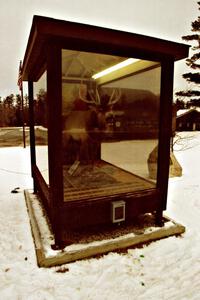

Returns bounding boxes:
[24,190,185,268]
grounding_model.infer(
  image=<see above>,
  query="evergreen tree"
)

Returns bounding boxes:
[176,1,200,107]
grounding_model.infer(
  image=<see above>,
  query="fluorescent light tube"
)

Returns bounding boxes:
[92,58,139,79]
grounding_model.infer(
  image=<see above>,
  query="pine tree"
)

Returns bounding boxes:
[176,1,200,107]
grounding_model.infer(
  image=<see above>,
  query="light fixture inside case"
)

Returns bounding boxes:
[92,58,139,79]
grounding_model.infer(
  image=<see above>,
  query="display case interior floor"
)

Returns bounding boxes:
[24,190,185,268]
[63,160,155,202]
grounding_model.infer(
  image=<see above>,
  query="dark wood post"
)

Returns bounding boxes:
[28,80,37,193]
[47,44,63,247]
[156,58,174,225]
[20,85,26,148]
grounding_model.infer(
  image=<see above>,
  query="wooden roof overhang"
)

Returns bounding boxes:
[22,15,189,81]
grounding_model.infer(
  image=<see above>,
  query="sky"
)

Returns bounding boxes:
[0,0,198,98]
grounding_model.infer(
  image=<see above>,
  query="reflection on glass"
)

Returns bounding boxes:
[33,71,49,184]
[62,49,160,201]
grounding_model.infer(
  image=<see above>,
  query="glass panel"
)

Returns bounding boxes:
[62,50,160,202]
[33,71,49,184]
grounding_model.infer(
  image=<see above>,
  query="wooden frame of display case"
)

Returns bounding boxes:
[22,16,189,247]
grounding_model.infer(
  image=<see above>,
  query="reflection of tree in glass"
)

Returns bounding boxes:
[35,88,47,127]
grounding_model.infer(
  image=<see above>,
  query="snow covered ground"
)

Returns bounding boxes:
[0,131,200,300]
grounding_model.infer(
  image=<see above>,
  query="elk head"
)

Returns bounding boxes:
[78,84,121,130]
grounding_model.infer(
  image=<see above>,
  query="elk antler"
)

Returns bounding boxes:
[79,84,121,107]
[79,84,101,105]
[79,84,96,104]
[108,89,121,106]
[88,88,101,105]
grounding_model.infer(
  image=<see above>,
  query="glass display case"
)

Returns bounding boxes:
[61,50,160,201]
[22,16,189,247]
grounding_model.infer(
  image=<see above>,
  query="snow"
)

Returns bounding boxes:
[177,107,200,117]
[0,132,200,299]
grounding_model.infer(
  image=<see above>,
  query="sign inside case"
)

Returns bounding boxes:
[111,200,126,223]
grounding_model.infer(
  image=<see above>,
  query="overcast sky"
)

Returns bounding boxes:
[0,0,198,98]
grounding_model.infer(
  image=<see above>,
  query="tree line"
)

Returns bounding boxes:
[0,88,47,127]
[0,93,29,127]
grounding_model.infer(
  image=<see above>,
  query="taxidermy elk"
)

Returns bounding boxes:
[62,84,121,168]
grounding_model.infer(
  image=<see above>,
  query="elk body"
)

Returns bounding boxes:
[62,85,120,166]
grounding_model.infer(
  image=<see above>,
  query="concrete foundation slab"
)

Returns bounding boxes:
[24,190,185,267]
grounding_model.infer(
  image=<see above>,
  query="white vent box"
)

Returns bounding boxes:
[111,200,126,223]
